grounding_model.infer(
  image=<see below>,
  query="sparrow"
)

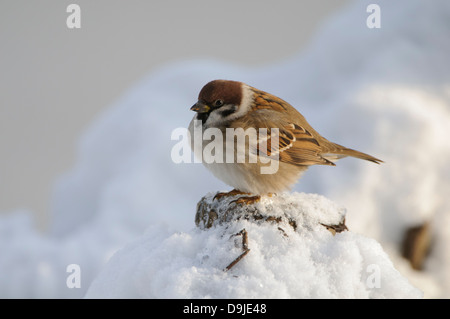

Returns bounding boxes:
[188,80,382,204]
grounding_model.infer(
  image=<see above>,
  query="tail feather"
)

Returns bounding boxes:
[323,144,383,164]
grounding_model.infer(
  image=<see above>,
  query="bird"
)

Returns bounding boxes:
[188,79,382,204]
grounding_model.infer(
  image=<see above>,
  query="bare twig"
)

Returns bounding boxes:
[224,229,250,271]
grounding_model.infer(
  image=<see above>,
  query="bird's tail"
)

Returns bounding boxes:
[322,144,383,164]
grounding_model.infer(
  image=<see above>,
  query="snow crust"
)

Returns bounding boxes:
[85,193,422,298]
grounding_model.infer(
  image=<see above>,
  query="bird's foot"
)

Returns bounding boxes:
[213,189,251,201]
[230,195,261,206]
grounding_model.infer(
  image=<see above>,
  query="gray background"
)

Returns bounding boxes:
[0,1,350,229]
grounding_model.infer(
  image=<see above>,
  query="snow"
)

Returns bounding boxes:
[1,0,450,298]
[85,192,421,298]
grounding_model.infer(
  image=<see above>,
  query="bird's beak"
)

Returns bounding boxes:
[190,101,210,113]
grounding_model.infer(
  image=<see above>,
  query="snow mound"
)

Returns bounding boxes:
[85,192,421,299]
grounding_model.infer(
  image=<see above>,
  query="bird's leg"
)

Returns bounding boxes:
[224,229,250,272]
[213,189,250,201]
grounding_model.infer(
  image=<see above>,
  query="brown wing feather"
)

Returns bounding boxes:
[234,88,382,166]
[278,124,336,166]
[244,112,334,167]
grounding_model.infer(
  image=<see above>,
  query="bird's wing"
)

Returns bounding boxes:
[257,122,336,166]
[235,108,335,167]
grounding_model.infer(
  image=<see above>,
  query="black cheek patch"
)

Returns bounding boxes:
[197,112,209,124]
[220,106,237,118]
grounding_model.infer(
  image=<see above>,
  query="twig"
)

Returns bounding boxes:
[224,229,250,271]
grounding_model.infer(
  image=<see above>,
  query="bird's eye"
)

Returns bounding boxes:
[214,99,224,107]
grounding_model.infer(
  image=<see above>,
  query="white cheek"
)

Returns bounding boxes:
[204,105,236,127]
[204,109,223,127]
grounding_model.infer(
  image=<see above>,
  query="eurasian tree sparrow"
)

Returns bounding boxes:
[189,80,382,203]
